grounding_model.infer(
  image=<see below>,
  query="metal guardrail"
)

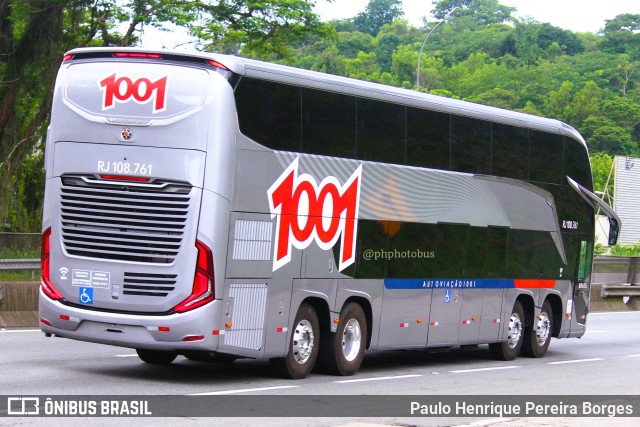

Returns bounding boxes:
[0,258,40,271]
[601,284,640,298]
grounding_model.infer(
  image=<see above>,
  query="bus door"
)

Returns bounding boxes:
[571,236,593,328]
[427,286,462,346]
[426,224,468,347]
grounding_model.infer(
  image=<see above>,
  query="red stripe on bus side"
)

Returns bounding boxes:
[514,279,556,289]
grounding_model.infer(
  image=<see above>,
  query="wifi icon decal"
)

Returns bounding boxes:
[59,267,69,280]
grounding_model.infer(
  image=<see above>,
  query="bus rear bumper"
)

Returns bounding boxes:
[38,289,222,352]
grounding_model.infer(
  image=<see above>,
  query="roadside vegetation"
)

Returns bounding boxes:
[1,0,638,232]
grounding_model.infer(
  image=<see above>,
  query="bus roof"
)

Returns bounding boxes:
[65,47,586,147]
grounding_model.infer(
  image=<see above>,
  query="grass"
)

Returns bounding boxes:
[0,248,40,281]
[0,270,39,282]
[0,248,40,259]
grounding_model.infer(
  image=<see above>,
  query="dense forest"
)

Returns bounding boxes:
[0,0,638,232]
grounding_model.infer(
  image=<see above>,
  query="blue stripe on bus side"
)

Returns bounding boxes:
[384,279,515,290]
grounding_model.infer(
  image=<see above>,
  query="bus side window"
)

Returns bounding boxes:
[529,130,563,184]
[492,123,528,181]
[301,89,356,158]
[356,98,405,164]
[386,221,437,278]
[235,78,301,151]
[451,116,491,174]
[436,224,469,278]
[564,136,593,190]
[486,227,508,278]
[465,227,487,278]
[406,107,451,170]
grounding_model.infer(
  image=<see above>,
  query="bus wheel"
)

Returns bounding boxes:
[489,300,524,361]
[522,300,553,358]
[271,303,319,379]
[136,349,177,365]
[320,302,367,376]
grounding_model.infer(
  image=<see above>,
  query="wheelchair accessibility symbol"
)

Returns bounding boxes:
[444,289,451,304]
[79,287,93,305]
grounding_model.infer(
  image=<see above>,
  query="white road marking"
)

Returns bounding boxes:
[335,374,422,383]
[189,385,299,395]
[589,311,640,315]
[450,366,520,374]
[115,354,139,358]
[0,329,41,333]
[547,358,603,365]
[628,354,640,358]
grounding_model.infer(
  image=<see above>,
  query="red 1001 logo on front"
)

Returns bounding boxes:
[268,158,362,272]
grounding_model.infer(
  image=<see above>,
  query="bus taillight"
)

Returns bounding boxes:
[208,59,229,70]
[41,227,63,300]
[113,52,162,59]
[173,240,214,313]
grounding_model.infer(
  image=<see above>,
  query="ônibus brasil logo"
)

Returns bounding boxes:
[268,158,363,272]
[99,74,168,113]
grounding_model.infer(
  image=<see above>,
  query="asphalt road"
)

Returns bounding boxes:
[1,311,640,426]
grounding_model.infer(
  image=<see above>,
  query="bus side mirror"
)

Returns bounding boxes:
[608,218,620,246]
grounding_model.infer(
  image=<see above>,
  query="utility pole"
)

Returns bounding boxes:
[416,7,458,90]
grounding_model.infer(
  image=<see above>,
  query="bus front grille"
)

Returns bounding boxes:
[59,175,192,264]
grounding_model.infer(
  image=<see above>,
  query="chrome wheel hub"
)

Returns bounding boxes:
[507,312,523,349]
[292,319,314,364]
[342,319,362,362]
[536,312,551,346]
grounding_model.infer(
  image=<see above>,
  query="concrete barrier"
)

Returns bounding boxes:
[589,283,640,312]
[0,281,39,328]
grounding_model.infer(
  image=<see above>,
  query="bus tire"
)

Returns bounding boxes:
[319,302,367,376]
[136,349,177,365]
[522,300,553,358]
[489,300,524,361]
[271,303,319,379]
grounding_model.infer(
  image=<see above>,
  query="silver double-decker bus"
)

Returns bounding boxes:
[39,47,619,378]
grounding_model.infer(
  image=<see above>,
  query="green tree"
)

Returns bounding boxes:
[570,81,602,125]
[537,23,584,56]
[391,44,419,87]
[601,97,640,130]
[344,51,380,80]
[512,18,541,66]
[374,32,401,72]
[310,45,347,75]
[601,13,640,59]
[336,31,374,58]
[354,0,404,36]
[1,1,70,230]
[0,0,329,230]
[610,54,638,97]
[544,81,574,121]
[195,0,333,60]
[468,87,519,109]
[590,152,614,197]
[581,116,637,155]
[442,24,512,63]
[432,0,515,26]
